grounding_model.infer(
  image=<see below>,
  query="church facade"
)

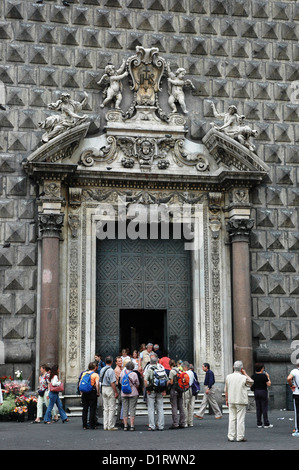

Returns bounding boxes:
[0,0,298,408]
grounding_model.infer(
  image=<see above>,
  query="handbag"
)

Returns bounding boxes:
[49,382,64,393]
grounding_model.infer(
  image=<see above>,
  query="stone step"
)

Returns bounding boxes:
[64,394,229,417]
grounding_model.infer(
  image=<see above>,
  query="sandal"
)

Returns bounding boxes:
[123,426,128,431]
[130,426,135,431]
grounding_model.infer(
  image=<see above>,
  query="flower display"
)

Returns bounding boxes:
[15,370,23,381]
[4,380,29,396]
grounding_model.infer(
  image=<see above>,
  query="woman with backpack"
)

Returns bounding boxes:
[119,361,140,431]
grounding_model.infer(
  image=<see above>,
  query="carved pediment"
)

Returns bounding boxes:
[203,128,269,173]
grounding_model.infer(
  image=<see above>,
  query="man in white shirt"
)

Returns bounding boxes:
[224,360,254,442]
[287,360,299,437]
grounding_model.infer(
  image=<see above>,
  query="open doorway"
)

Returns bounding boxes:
[120,309,167,354]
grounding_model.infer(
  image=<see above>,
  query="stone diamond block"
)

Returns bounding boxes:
[0,294,13,314]
[251,274,266,294]
[268,274,286,295]
[254,82,271,100]
[286,146,299,164]
[0,246,14,266]
[5,1,24,20]
[280,298,298,318]
[0,21,12,39]
[179,16,197,34]
[0,155,15,173]
[5,221,26,243]
[250,230,266,250]
[278,252,298,272]
[278,209,297,229]
[266,186,285,206]
[200,17,217,35]
[72,7,90,25]
[4,269,26,290]
[50,5,70,24]
[83,28,101,48]
[0,200,14,218]
[170,36,187,54]
[267,230,286,250]
[27,3,47,23]
[61,26,80,46]
[274,123,292,143]
[0,65,14,84]
[257,297,276,318]
[15,293,35,314]
[264,103,280,121]
[38,24,58,44]
[191,38,209,56]
[159,14,176,33]
[18,199,35,219]
[262,21,278,40]
[116,11,133,30]
[3,318,25,339]
[17,245,36,266]
[252,320,267,340]
[270,321,290,341]
[282,23,298,41]
[255,252,275,272]
[6,176,27,196]
[190,0,207,14]
[94,9,111,28]
[256,208,276,228]
[127,32,145,51]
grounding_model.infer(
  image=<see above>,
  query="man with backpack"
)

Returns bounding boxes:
[79,362,99,430]
[144,354,168,431]
[167,359,187,429]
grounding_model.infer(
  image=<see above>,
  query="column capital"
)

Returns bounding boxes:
[39,212,64,239]
[227,218,254,243]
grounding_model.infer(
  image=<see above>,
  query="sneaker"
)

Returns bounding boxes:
[264,424,273,428]
[257,425,263,428]
[292,431,299,437]
[107,427,119,431]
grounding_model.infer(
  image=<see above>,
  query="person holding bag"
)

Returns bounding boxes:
[34,365,58,423]
[44,365,69,424]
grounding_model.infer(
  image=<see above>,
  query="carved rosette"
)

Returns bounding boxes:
[227,218,254,243]
[39,213,64,239]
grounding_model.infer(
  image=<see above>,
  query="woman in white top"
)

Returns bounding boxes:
[44,365,69,424]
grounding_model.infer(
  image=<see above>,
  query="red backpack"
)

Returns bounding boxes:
[174,369,190,392]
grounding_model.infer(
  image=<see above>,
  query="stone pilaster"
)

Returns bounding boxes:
[227,218,254,374]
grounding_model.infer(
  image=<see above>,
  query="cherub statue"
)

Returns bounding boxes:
[166,64,195,114]
[97,60,128,110]
[38,92,88,143]
[210,103,257,152]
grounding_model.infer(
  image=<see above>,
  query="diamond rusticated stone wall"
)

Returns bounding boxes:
[0,0,298,405]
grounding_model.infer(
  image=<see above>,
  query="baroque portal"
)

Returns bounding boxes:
[23,46,268,393]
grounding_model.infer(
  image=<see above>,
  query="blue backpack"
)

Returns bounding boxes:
[121,371,132,394]
[79,371,93,393]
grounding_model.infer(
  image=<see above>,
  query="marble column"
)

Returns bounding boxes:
[227,218,254,374]
[38,213,64,366]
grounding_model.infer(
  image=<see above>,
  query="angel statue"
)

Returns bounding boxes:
[97,60,128,110]
[38,92,88,143]
[210,103,258,152]
[166,64,195,114]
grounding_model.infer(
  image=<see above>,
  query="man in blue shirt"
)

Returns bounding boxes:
[194,363,222,419]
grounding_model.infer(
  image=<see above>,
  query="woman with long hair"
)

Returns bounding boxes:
[44,365,69,424]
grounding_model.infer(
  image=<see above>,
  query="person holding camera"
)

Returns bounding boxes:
[224,361,254,442]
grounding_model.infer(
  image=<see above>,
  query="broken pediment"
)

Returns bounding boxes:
[23,46,269,190]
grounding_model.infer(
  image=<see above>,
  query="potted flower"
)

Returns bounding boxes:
[13,405,28,422]
[26,395,37,420]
